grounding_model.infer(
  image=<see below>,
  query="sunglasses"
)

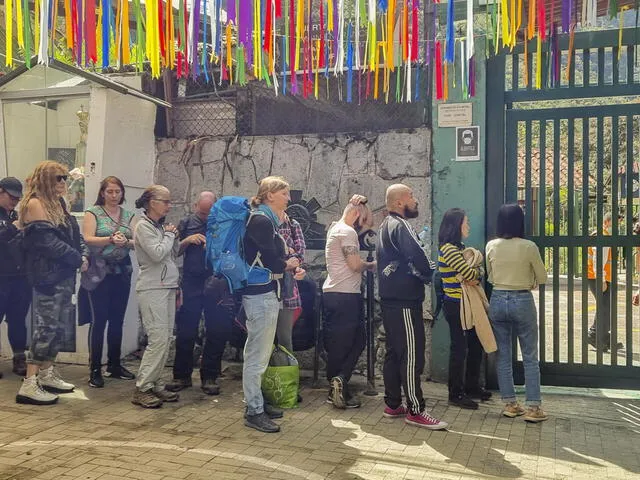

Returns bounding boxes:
[56,175,68,182]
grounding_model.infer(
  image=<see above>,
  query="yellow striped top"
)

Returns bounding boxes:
[438,243,480,301]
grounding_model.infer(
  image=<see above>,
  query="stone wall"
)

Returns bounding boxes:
[155,128,434,378]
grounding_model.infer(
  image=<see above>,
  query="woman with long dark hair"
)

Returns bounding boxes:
[16,161,89,405]
[80,176,136,388]
[486,204,548,422]
[438,208,489,410]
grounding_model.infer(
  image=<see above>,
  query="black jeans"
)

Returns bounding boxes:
[86,273,131,369]
[323,292,365,383]
[174,276,234,381]
[381,303,426,415]
[587,279,612,345]
[443,299,483,398]
[0,276,30,355]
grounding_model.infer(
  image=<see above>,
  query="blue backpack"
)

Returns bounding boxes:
[205,196,273,293]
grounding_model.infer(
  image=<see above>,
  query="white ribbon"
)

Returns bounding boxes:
[38,0,50,64]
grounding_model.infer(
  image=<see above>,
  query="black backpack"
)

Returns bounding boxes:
[432,269,445,321]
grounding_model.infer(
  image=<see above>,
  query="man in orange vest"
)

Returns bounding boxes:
[587,213,622,352]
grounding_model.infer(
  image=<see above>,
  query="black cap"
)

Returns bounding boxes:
[0,177,23,198]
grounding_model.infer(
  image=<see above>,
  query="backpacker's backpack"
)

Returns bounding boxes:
[205,196,273,293]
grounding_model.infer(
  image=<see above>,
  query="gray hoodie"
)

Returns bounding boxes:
[134,213,179,291]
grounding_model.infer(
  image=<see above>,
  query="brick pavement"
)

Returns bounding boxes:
[0,358,639,480]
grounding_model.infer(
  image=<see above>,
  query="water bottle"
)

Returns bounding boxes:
[418,226,430,247]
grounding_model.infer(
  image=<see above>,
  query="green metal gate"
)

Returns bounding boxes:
[486,29,640,389]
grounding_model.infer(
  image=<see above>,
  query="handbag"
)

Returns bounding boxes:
[261,344,299,409]
[80,256,108,291]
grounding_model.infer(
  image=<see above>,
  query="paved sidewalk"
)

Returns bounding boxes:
[0,358,639,480]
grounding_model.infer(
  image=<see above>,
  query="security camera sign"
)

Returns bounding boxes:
[456,126,480,161]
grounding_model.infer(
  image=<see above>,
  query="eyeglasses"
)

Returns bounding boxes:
[56,175,68,182]
[152,198,171,205]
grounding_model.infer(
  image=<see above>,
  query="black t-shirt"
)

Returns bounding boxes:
[179,213,211,279]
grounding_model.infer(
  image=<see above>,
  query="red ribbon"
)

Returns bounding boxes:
[290,0,297,92]
[263,0,272,52]
[411,4,418,61]
[538,0,546,40]
[158,0,166,62]
[319,0,325,68]
[85,0,97,63]
[435,41,443,100]
[275,0,282,17]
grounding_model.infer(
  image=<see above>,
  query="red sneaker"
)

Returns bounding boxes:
[405,411,448,430]
[383,404,408,418]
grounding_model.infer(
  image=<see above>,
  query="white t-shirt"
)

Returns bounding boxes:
[322,221,362,294]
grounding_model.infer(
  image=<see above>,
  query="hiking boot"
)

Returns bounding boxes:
[154,388,180,403]
[88,368,104,388]
[244,412,280,433]
[16,376,58,405]
[405,411,448,430]
[587,329,597,349]
[448,394,478,410]
[344,394,361,409]
[165,378,192,392]
[201,378,220,396]
[330,376,346,409]
[523,406,548,423]
[105,365,135,380]
[38,366,74,393]
[502,401,526,418]
[383,404,408,418]
[326,386,334,404]
[264,403,284,419]
[466,388,492,401]
[12,353,27,377]
[131,388,163,408]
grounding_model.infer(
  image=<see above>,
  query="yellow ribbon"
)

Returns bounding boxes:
[619,6,630,60]
[295,0,303,70]
[535,33,542,89]
[35,0,40,55]
[5,0,13,66]
[527,0,536,39]
[122,0,130,65]
[327,0,333,31]
[374,42,381,99]
[17,0,24,49]
[226,22,233,83]
[387,0,395,70]
[501,0,509,48]
[315,39,320,99]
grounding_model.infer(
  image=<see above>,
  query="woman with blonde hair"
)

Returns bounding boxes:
[132,185,180,409]
[16,161,89,405]
[242,176,300,433]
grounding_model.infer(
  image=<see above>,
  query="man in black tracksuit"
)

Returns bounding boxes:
[0,177,29,378]
[376,184,447,430]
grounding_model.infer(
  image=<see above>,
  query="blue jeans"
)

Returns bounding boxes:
[242,291,280,416]
[489,290,541,406]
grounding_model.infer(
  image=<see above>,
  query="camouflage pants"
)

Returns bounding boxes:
[27,277,76,365]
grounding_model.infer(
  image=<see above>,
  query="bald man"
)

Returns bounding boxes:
[376,184,447,430]
[166,192,228,395]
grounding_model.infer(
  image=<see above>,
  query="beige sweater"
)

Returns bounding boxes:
[485,238,547,290]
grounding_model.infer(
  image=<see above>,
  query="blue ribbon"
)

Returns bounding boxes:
[282,35,287,95]
[102,0,110,68]
[444,0,455,63]
[346,22,353,102]
[202,0,209,82]
[378,0,388,13]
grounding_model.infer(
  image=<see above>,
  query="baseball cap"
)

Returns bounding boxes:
[0,177,23,198]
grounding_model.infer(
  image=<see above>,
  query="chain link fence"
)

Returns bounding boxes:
[157,68,431,138]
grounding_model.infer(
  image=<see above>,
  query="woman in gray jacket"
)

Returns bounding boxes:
[132,185,180,408]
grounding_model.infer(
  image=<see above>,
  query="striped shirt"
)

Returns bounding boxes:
[438,242,480,301]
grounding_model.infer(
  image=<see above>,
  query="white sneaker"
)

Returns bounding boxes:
[38,366,75,393]
[16,375,59,405]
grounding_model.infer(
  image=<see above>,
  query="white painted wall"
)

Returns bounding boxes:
[0,78,158,367]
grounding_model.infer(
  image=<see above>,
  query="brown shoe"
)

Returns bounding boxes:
[154,388,179,403]
[502,402,526,418]
[131,388,162,408]
[523,406,548,423]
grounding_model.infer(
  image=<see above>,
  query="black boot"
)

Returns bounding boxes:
[12,353,27,376]
[89,368,104,388]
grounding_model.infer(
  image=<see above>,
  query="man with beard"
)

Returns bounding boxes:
[323,196,375,409]
[376,184,448,430]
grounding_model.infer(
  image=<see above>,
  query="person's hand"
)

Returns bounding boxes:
[164,223,178,235]
[81,257,89,273]
[464,279,480,287]
[187,233,206,246]
[112,232,127,247]
[176,288,183,309]
[602,281,608,292]
[286,257,300,271]
[349,194,368,206]
[366,261,377,272]
[633,292,639,306]
[294,267,306,280]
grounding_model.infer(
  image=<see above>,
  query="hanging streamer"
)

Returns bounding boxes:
[445,0,455,62]
[435,41,443,99]
[102,0,110,68]
[38,0,50,64]
[346,22,353,102]
[5,0,13,67]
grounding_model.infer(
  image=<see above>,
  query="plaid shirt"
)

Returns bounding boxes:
[279,218,306,309]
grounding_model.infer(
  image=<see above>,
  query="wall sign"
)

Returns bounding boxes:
[438,103,473,128]
[456,126,480,161]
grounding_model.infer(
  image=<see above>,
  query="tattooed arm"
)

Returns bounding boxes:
[342,245,376,273]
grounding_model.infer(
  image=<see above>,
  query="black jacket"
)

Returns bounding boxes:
[23,217,88,293]
[0,206,24,278]
[376,213,435,308]
[242,213,287,296]
[179,213,211,279]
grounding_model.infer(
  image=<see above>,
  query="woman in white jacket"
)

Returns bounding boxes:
[132,185,180,409]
